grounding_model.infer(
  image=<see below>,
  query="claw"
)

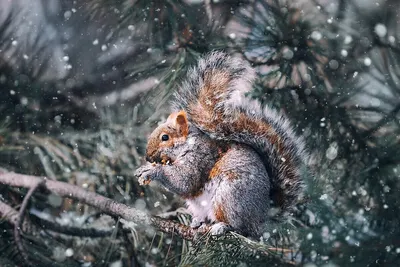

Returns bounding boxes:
[209,222,230,236]
[190,218,204,229]
[138,176,151,186]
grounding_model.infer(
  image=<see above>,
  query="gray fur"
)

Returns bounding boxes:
[135,51,307,238]
[136,134,271,237]
[135,126,219,197]
[211,144,270,236]
[173,51,307,218]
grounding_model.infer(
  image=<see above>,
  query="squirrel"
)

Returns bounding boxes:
[134,51,307,238]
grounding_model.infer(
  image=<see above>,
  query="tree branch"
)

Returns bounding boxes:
[14,180,44,266]
[0,170,205,241]
[0,200,19,225]
[0,173,294,266]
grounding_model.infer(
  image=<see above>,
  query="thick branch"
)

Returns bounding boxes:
[0,171,203,241]
[0,171,293,266]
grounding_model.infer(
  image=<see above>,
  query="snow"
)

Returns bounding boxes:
[65,248,74,257]
[344,35,353,44]
[374,23,387,37]
[364,57,372,66]
[306,233,313,240]
[329,60,339,70]
[311,31,322,41]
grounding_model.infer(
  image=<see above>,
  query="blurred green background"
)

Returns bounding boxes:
[1,0,400,266]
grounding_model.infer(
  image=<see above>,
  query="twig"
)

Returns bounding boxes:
[363,104,400,138]
[0,171,206,241]
[204,0,213,25]
[30,214,114,238]
[121,229,141,267]
[0,200,19,225]
[14,180,44,266]
[163,228,174,266]
[0,200,32,232]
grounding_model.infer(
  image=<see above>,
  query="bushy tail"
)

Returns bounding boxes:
[172,51,307,218]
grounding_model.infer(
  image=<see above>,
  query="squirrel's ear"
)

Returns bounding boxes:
[168,110,189,137]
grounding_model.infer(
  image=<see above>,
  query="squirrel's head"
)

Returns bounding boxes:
[145,110,189,164]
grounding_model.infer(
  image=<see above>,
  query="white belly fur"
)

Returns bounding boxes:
[185,179,218,222]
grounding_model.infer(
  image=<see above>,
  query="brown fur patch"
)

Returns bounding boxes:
[208,144,228,180]
[232,114,293,167]
[214,204,228,223]
[209,160,222,179]
[182,188,204,199]
[167,110,189,137]
[208,146,229,179]
[209,158,239,180]
[189,70,231,131]
[145,114,188,162]
[209,146,239,181]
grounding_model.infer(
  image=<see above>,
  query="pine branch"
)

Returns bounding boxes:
[362,104,400,138]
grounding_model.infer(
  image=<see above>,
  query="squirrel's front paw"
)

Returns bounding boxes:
[134,163,157,185]
[209,222,231,236]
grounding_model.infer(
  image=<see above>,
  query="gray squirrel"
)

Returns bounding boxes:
[134,51,307,238]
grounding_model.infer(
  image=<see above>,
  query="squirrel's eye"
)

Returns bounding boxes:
[161,134,169,141]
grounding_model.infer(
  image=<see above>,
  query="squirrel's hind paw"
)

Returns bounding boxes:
[190,218,205,229]
[210,222,231,236]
